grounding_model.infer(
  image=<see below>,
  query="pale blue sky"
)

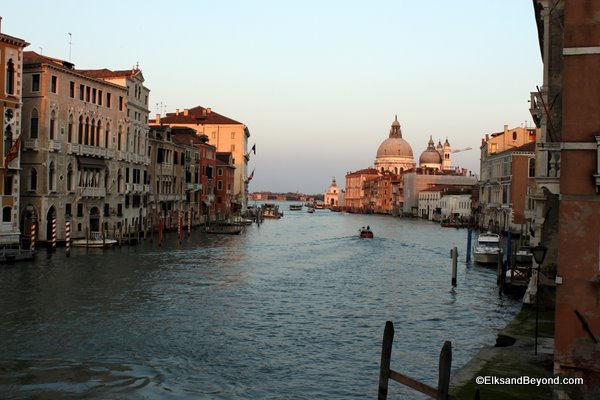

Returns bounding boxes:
[2,1,541,194]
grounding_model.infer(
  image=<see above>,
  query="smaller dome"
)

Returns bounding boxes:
[420,135,442,165]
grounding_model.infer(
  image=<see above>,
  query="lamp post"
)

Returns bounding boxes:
[532,244,548,355]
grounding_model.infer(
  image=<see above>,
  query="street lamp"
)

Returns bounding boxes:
[532,244,548,355]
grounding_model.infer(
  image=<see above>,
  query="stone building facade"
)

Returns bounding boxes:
[0,27,28,245]
[20,51,134,242]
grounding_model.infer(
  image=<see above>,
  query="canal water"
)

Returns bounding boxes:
[0,204,521,399]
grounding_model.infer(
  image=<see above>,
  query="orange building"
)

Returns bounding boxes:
[533,1,600,397]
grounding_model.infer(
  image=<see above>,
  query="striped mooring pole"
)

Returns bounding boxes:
[51,217,57,251]
[65,221,71,257]
[30,223,36,253]
[178,209,182,244]
[187,209,191,237]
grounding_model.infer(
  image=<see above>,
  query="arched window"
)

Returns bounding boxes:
[66,163,73,191]
[30,168,38,191]
[529,158,536,178]
[90,119,96,146]
[96,120,102,147]
[105,122,110,148]
[68,114,74,143]
[4,125,13,156]
[512,131,517,141]
[78,116,84,144]
[49,110,56,140]
[2,206,11,222]
[30,108,39,139]
[48,162,56,191]
[84,117,90,145]
[6,59,15,95]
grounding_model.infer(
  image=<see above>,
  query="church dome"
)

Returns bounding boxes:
[376,137,414,158]
[375,116,414,158]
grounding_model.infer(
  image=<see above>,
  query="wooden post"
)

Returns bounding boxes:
[497,249,505,294]
[86,226,90,248]
[437,341,452,399]
[378,321,394,400]
[451,247,458,287]
[466,229,472,263]
[51,217,57,251]
[65,221,71,257]
[30,223,36,253]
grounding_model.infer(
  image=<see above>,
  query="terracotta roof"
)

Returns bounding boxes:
[77,68,140,79]
[511,141,536,153]
[160,106,242,125]
[24,51,74,70]
[346,168,379,177]
[0,32,29,47]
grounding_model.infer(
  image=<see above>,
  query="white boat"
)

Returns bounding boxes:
[307,207,315,213]
[515,246,533,264]
[72,232,118,248]
[473,232,501,265]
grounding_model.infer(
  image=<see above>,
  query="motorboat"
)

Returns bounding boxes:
[307,207,315,213]
[473,232,501,265]
[289,204,303,211]
[359,227,374,238]
[262,203,282,219]
[205,225,243,235]
[72,232,118,248]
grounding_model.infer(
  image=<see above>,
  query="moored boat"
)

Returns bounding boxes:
[205,225,243,235]
[473,232,501,265]
[72,232,118,248]
[289,204,303,211]
[262,203,282,219]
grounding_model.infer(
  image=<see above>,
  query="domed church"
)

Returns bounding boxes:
[374,116,416,174]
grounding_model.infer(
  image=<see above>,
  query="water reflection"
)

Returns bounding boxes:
[1,207,521,399]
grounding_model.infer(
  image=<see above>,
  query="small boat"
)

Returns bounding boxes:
[205,225,243,235]
[289,204,303,211]
[262,203,282,219]
[72,232,118,248]
[307,207,315,213]
[359,227,374,238]
[473,232,501,265]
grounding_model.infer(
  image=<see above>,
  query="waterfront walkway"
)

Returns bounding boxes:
[450,306,555,399]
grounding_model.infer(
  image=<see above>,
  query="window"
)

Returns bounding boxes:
[30,168,37,191]
[529,158,536,178]
[4,125,12,156]
[173,152,178,165]
[65,203,72,217]
[98,90,103,106]
[51,76,58,93]
[32,74,40,92]
[49,110,56,140]
[2,206,11,222]
[217,180,223,190]
[106,92,112,108]
[30,109,39,139]
[86,86,90,102]
[4,176,12,195]
[77,203,83,217]
[231,132,235,139]
[119,96,124,111]
[6,59,15,95]
[79,84,84,100]
[48,162,56,191]
[512,131,517,141]
[66,164,73,191]
[69,81,75,98]
[230,144,235,152]
[92,88,97,103]
[218,168,223,176]
[104,203,110,217]
[68,114,74,143]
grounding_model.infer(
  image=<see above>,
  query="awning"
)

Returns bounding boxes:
[77,156,106,169]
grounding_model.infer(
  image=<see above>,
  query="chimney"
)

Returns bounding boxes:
[485,134,489,141]
[155,114,160,123]
[176,108,180,116]
[184,108,189,116]
[0,16,3,33]
[206,107,212,114]
[504,124,508,132]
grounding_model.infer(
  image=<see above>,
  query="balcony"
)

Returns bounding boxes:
[186,183,201,192]
[78,186,106,198]
[133,183,144,193]
[536,142,560,195]
[24,139,39,151]
[48,140,62,152]
[158,164,173,175]
[529,91,543,128]
[68,143,109,158]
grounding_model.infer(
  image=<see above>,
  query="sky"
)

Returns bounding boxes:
[1,1,542,194]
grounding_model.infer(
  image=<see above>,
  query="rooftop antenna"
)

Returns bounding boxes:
[39,47,43,55]
[68,33,72,62]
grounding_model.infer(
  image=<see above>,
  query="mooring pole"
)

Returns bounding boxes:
[451,247,458,287]
[378,321,394,400]
[466,228,472,263]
